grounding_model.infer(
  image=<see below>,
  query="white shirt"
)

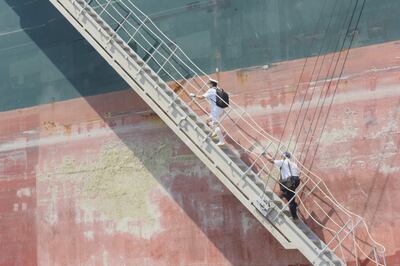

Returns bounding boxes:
[203,87,222,123]
[274,159,300,181]
[203,87,217,107]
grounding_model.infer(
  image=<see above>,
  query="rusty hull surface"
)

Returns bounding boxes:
[0,41,399,265]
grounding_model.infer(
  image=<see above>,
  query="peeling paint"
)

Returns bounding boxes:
[171,154,212,177]
[379,164,400,175]
[320,127,358,146]
[84,231,94,240]
[16,188,32,197]
[81,140,171,237]
[241,212,253,235]
[319,153,352,170]
[37,138,173,238]
[371,107,399,138]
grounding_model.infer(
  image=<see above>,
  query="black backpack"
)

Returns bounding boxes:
[216,88,229,108]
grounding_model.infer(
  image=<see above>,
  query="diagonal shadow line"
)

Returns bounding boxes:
[360,97,400,227]
[4,1,306,265]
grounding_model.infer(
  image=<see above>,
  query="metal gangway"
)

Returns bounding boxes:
[48,0,386,264]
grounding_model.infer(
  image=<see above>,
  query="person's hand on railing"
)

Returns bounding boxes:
[264,153,275,164]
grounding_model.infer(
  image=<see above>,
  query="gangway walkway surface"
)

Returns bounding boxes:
[47,0,386,265]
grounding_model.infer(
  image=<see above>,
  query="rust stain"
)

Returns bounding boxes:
[43,121,57,131]
[63,124,72,136]
[236,69,249,85]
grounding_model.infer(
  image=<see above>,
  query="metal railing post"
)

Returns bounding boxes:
[98,0,112,16]
[331,218,363,253]
[316,219,353,259]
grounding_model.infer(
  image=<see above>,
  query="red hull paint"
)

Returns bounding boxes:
[1,41,400,265]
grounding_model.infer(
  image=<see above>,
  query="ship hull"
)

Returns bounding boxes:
[1,40,399,265]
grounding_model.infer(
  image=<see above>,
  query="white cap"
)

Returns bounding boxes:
[208,78,218,84]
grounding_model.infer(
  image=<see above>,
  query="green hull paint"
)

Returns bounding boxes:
[0,0,399,111]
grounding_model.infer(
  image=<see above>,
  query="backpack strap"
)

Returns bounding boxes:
[209,87,219,105]
[279,159,291,180]
[287,159,293,177]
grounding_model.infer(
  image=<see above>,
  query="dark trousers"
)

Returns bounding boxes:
[280,177,300,219]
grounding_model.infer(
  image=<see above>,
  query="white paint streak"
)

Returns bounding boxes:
[0,123,160,153]
[84,231,94,240]
[0,19,47,36]
[320,127,358,145]
[241,212,252,235]
[16,188,32,198]
[245,85,400,116]
[310,65,400,86]
[380,165,400,175]
[319,152,352,170]
[102,251,109,266]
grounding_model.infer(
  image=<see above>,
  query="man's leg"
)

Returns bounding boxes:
[279,182,287,199]
[211,107,224,145]
[286,188,298,220]
[206,116,213,127]
[214,127,224,145]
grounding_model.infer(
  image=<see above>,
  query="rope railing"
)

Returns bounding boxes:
[75,0,386,264]
[108,0,384,262]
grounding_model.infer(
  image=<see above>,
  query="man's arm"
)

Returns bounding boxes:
[265,152,275,164]
[191,88,212,100]
[190,93,206,100]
